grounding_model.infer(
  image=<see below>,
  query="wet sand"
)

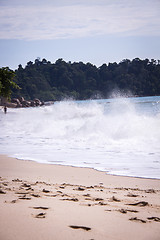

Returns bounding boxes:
[0,154,160,240]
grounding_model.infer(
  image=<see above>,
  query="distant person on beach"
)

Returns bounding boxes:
[4,106,7,114]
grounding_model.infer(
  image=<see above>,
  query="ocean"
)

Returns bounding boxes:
[0,95,160,179]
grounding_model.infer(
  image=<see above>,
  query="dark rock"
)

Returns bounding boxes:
[16,103,22,108]
[10,97,44,108]
[22,100,30,107]
[11,98,21,105]
[30,100,36,107]
[19,97,25,103]
[34,98,41,106]
[6,102,17,108]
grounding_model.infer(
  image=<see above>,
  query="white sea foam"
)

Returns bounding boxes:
[0,96,160,178]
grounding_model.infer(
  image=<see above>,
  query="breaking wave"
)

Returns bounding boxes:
[0,95,160,178]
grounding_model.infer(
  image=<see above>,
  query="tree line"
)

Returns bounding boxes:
[1,58,160,102]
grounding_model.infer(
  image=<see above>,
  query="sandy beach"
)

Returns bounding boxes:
[0,155,160,240]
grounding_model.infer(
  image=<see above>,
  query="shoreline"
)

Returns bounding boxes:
[13,155,160,181]
[8,153,160,181]
[0,154,160,240]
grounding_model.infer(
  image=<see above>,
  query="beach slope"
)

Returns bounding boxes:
[0,155,160,240]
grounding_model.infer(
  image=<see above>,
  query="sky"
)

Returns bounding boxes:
[0,0,160,70]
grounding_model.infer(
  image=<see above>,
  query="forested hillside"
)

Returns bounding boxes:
[12,58,160,101]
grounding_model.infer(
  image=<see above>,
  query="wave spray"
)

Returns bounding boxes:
[0,96,160,178]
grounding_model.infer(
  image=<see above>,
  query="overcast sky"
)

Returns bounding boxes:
[0,0,160,69]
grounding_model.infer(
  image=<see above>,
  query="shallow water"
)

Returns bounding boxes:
[0,96,160,179]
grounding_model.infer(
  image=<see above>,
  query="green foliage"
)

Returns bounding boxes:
[0,67,20,100]
[12,58,160,101]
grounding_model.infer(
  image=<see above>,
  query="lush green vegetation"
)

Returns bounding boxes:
[11,58,160,101]
[0,67,20,101]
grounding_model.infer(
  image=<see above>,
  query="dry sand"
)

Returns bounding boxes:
[0,154,160,240]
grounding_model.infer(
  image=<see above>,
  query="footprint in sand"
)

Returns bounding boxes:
[19,196,32,200]
[69,225,91,231]
[11,199,18,203]
[32,206,49,210]
[61,198,79,202]
[129,217,146,223]
[147,217,160,222]
[42,189,50,193]
[127,201,148,207]
[31,193,41,198]
[21,183,31,188]
[75,187,85,191]
[127,193,139,197]
[12,179,22,182]
[34,213,46,219]
[110,196,121,202]
[118,209,138,214]
[0,189,6,194]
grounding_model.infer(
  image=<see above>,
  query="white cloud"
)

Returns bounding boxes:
[0,0,160,40]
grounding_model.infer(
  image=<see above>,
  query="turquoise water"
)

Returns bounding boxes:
[0,95,160,179]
